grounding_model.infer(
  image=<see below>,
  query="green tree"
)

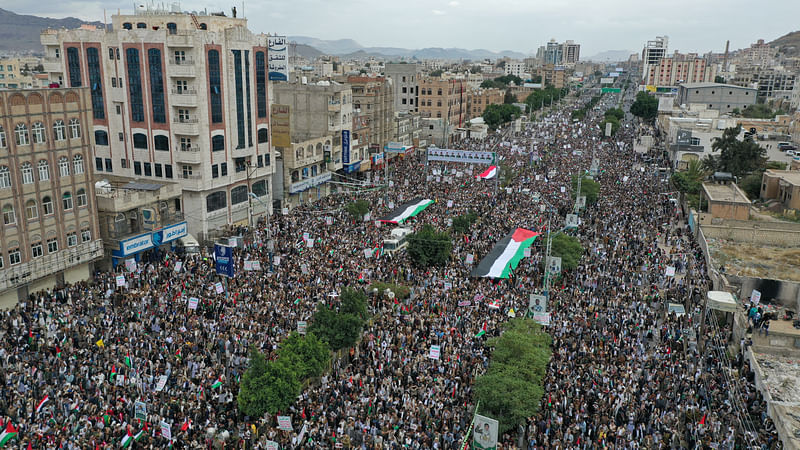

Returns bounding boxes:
[740,103,784,119]
[482,104,521,129]
[714,75,726,83]
[670,159,707,195]
[702,125,767,178]
[549,232,583,271]
[276,332,331,380]
[340,287,368,320]
[739,173,763,200]
[430,69,444,77]
[451,211,478,235]
[599,116,620,135]
[470,65,482,74]
[238,347,302,417]
[572,176,600,205]
[308,303,364,351]
[604,108,624,121]
[345,199,370,220]
[629,91,658,122]
[474,318,552,435]
[407,224,452,267]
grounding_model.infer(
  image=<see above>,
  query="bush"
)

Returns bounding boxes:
[739,173,763,200]
[407,224,453,267]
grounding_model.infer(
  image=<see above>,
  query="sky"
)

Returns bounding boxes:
[5,0,800,57]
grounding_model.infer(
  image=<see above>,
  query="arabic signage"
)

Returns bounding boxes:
[270,104,291,148]
[215,244,235,278]
[115,221,188,257]
[289,171,332,194]
[342,130,351,164]
[267,36,288,81]
[427,148,495,164]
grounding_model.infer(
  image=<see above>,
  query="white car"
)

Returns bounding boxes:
[786,150,798,157]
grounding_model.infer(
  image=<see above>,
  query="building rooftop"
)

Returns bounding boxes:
[702,182,752,204]
[680,82,756,90]
[766,170,800,186]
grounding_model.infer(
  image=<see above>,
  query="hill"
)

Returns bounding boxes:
[769,31,800,57]
[0,8,105,54]
[584,50,634,62]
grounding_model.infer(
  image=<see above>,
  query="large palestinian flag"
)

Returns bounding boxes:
[477,166,497,180]
[471,228,539,278]
[378,198,434,224]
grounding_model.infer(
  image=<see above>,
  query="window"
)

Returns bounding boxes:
[143,162,151,176]
[177,109,190,122]
[206,191,227,212]
[257,155,264,168]
[62,192,73,211]
[154,163,162,177]
[244,50,253,147]
[174,51,186,64]
[148,49,166,123]
[235,158,246,173]
[154,135,169,151]
[104,158,112,172]
[212,164,219,178]
[212,135,225,151]
[67,47,82,87]
[73,155,84,174]
[53,120,66,141]
[133,133,148,149]
[25,200,37,220]
[31,242,43,258]
[95,157,103,172]
[42,196,53,215]
[175,80,188,93]
[2,204,15,225]
[37,160,50,181]
[69,119,81,139]
[167,22,177,34]
[15,123,29,146]
[134,161,142,175]
[126,48,144,122]
[164,164,173,179]
[0,255,3,269]
[8,249,20,265]
[109,48,115,60]
[95,130,109,146]
[252,179,267,197]
[87,47,105,119]
[0,126,5,147]
[182,165,192,178]
[120,159,127,169]
[81,229,91,242]
[208,50,223,123]
[118,132,124,141]
[180,137,192,150]
[0,166,9,188]
[47,238,58,253]
[58,157,70,177]
[231,185,248,204]
[67,232,77,247]
[76,188,87,207]
[232,50,245,149]
[122,22,132,30]
[136,22,146,29]
[255,51,267,117]
[257,128,269,144]
[220,162,227,176]
[30,122,46,144]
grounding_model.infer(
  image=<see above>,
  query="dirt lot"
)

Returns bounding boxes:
[708,239,800,282]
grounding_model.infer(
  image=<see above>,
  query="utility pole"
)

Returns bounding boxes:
[543,213,553,295]
[573,174,582,213]
[246,161,254,229]
[384,144,389,207]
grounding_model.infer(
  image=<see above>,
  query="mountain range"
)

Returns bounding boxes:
[0,8,104,54]
[583,50,635,62]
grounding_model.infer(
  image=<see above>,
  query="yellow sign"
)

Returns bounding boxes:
[645,85,656,93]
[271,104,291,148]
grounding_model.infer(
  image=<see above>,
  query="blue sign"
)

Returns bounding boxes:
[215,244,235,278]
[114,221,188,257]
[343,161,361,173]
[341,130,351,164]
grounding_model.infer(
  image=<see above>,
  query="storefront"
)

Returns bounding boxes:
[111,221,188,267]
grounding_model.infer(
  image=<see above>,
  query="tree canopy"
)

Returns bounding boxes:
[739,103,785,119]
[550,232,583,271]
[481,74,522,89]
[482,104,521,129]
[629,91,658,122]
[474,318,552,435]
[701,125,767,178]
[525,86,568,114]
[345,199,370,220]
[451,211,479,235]
[308,288,369,351]
[238,346,305,417]
[407,224,453,267]
[572,175,600,205]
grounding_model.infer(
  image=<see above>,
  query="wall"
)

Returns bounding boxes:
[700,219,800,246]
[726,274,800,312]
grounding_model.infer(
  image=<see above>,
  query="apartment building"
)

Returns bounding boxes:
[0,88,103,305]
[562,41,580,65]
[0,57,45,89]
[348,76,394,151]
[642,36,669,79]
[384,63,419,114]
[467,88,504,119]
[418,78,468,129]
[645,53,716,86]
[731,66,797,102]
[504,61,526,78]
[39,7,274,237]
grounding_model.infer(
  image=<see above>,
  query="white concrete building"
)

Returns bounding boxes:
[384,63,419,114]
[504,61,526,78]
[39,6,275,237]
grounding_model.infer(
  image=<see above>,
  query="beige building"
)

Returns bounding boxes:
[348,75,394,151]
[700,182,751,221]
[0,57,44,90]
[281,135,333,209]
[418,78,468,131]
[467,88,504,119]
[645,53,716,87]
[760,170,800,211]
[0,88,103,306]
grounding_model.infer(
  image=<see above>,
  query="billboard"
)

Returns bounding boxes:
[600,77,614,84]
[473,415,499,450]
[676,129,692,145]
[529,294,547,314]
[427,148,495,164]
[270,104,291,148]
[267,36,288,81]
[609,72,620,77]
[214,244,235,278]
[601,88,621,93]
[341,130,351,164]
[115,221,188,257]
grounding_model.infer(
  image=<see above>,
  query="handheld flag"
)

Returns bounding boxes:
[125,352,133,369]
[0,422,18,447]
[474,322,487,338]
[35,395,49,414]
[211,377,223,389]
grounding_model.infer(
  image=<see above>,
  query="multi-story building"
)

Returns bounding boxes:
[561,41,580,65]
[642,36,669,80]
[504,61,526,78]
[467,88,504,119]
[39,7,274,237]
[313,60,334,79]
[736,39,774,67]
[0,88,103,306]
[348,75,394,151]
[392,112,421,147]
[677,83,756,113]
[760,170,800,211]
[384,63,419,114]
[418,78,468,131]
[0,57,46,90]
[731,66,797,102]
[533,65,567,89]
[278,135,334,209]
[644,53,716,86]
[544,40,562,65]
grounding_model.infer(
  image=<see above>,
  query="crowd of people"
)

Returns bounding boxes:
[0,84,782,449]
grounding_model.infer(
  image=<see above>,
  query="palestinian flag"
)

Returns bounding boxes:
[474,322,488,338]
[125,352,133,369]
[488,301,501,309]
[109,365,117,382]
[211,377,223,389]
[471,228,539,279]
[378,198,434,224]
[477,166,497,180]
[120,429,138,448]
[35,395,49,414]
[0,423,18,447]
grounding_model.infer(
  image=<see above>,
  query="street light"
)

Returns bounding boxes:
[248,192,274,272]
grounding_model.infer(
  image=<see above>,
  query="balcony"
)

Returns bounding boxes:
[172,117,200,135]
[166,33,194,47]
[170,89,198,107]
[167,59,196,77]
[179,173,204,191]
[328,100,341,112]
[175,144,203,163]
[0,240,103,293]
[42,58,61,73]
